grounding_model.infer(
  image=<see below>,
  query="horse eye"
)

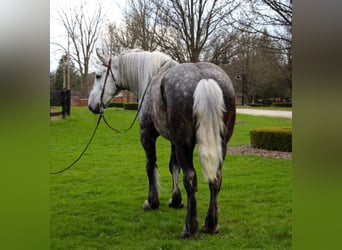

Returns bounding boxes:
[96,74,101,79]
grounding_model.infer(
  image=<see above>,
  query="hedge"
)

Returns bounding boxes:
[108,102,124,108]
[271,102,292,107]
[107,102,138,110]
[123,102,139,110]
[250,127,292,152]
[248,103,263,107]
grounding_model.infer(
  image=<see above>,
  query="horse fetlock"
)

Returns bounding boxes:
[168,190,183,208]
[202,223,220,234]
[181,213,198,239]
[143,199,159,210]
[168,198,184,209]
[181,226,198,239]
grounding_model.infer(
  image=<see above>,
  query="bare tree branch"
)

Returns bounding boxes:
[56,1,104,95]
[151,0,239,62]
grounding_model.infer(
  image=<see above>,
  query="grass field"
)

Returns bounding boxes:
[50,107,292,249]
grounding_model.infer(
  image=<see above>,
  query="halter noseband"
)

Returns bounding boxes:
[99,58,118,113]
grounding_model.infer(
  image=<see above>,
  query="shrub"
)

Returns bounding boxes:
[123,102,139,110]
[250,127,292,152]
[248,103,263,107]
[271,102,292,107]
[108,102,124,108]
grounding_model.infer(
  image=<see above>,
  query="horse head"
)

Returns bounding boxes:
[88,49,121,114]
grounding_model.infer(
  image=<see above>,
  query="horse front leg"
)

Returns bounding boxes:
[140,128,160,210]
[168,144,183,209]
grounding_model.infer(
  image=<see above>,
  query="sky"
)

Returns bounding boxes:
[50,0,126,72]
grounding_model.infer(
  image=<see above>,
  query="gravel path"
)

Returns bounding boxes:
[228,145,292,160]
[236,108,292,119]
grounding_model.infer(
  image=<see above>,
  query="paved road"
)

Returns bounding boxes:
[236,108,292,119]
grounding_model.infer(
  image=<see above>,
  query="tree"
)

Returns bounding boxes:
[248,32,290,99]
[124,0,160,51]
[154,0,239,62]
[238,0,292,49]
[240,0,292,90]
[120,0,239,62]
[54,55,67,90]
[223,30,290,104]
[52,54,81,93]
[56,0,104,96]
[101,23,130,56]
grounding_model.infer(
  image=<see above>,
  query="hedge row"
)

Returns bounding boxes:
[250,127,292,152]
[108,102,139,110]
[123,102,139,110]
[271,102,292,107]
[108,102,124,108]
[248,103,263,107]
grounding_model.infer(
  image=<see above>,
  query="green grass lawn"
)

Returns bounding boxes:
[50,107,292,249]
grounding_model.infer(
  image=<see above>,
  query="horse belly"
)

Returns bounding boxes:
[150,85,171,140]
[151,101,170,140]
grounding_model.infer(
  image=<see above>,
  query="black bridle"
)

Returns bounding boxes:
[99,58,144,133]
[99,58,117,113]
[100,58,152,133]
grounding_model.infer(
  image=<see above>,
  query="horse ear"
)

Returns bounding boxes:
[96,48,107,64]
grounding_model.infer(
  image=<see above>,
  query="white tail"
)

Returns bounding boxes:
[193,79,226,182]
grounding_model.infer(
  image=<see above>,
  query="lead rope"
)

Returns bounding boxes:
[50,58,114,175]
[101,77,151,133]
[51,58,152,174]
[50,114,103,175]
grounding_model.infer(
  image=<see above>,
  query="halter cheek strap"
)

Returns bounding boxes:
[100,58,117,113]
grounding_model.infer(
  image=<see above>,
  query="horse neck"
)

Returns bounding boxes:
[117,52,178,100]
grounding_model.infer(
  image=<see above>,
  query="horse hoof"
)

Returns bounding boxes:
[143,200,152,210]
[168,199,184,209]
[181,228,198,239]
[202,223,220,234]
[143,200,159,210]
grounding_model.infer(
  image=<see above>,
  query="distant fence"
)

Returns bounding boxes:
[70,97,88,106]
[50,89,140,119]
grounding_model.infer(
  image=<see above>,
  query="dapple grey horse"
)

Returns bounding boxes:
[88,49,236,238]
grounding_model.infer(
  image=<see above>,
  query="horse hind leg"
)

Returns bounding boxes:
[202,168,222,234]
[175,144,198,239]
[202,134,227,234]
[203,109,235,233]
[168,144,183,209]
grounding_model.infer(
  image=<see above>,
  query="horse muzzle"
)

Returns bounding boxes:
[88,103,104,114]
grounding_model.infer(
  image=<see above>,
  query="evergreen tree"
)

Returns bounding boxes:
[53,54,81,93]
[54,55,67,90]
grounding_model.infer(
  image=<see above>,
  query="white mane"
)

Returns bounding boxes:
[117,50,178,98]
